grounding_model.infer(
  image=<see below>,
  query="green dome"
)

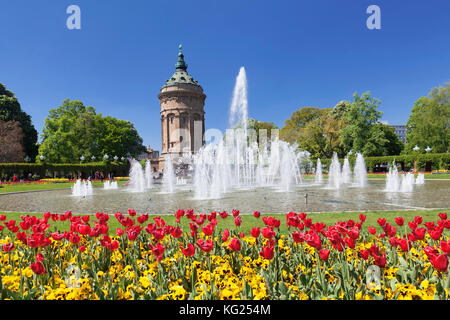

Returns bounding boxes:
[162,45,201,88]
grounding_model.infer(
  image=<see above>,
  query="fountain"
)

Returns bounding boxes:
[104,180,118,190]
[314,158,323,184]
[161,154,175,193]
[72,179,93,197]
[415,173,425,185]
[128,159,146,192]
[341,157,352,184]
[385,162,415,192]
[192,67,306,199]
[144,160,153,189]
[353,153,367,187]
[327,153,342,189]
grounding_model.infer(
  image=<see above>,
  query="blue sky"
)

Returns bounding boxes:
[1,0,449,151]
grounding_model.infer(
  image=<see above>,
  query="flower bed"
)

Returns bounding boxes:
[0,209,449,300]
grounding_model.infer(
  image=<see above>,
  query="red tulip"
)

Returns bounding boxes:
[253,211,261,218]
[2,243,14,252]
[261,227,275,239]
[171,227,183,239]
[359,214,366,223]
[0,214,6,221]
[259,244,274,260]
[228,238,241,252]
[414,216,423,225]
[292,230,305,243]
[234,216,242,227]
[359,250,370,260]
[222,228,230,242]
[377,218,386,227]
[197,238,214,253]
[180,243,195,257]
[250,227,260,238]
[31,259,46,275]
[79,245,86,252]
[126,225,143,241]
[201,223,215,236]
[150,243,165,261]
[440,240,450,254]
[368,226,377,235]
[413,227,426,240]
[431,254,449,273]
[232,209,240,217]
[219,211,228,219]
[429,229,442,241]
[438,212,447,220]
[319,249,330,261]
[116,228,124,237]
[151,228,165,241]
[395,217,404,226]
[128,209,137,217]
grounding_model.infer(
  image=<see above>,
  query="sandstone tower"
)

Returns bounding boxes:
[158,45,206,158]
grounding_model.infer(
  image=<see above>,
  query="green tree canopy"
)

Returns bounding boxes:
[38,99,145,163]
[280,107,330,145]
[0,83,38,161]
[339,92,384,156]
[404,83,450,154]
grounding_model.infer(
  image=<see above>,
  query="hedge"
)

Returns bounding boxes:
[0,162,130,179]
[312,153,450,172]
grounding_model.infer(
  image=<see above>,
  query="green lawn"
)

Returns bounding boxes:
[1,208,448,237]
[0,181,127,194]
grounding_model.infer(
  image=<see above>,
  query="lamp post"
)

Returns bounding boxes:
[412,146,419,173]
[425,146,432,153]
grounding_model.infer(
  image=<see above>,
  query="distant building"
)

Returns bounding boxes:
[137,145,160,161]
[390,125,407,143]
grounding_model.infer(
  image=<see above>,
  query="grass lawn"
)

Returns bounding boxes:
[0,181,127,194]
[1,208,448,237]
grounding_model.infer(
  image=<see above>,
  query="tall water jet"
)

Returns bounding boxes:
[314,158,323,184]
[341,157,352,184]
[144,160,153,189]
[128,159,146,192]
[229,67,248,133]
[327,153,342,189]
[162,155,175,193]
[353,153,367,187]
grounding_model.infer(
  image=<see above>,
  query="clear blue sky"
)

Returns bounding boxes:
[1,0,449,151]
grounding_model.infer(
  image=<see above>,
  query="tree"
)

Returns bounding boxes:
[362,123,404,156]
[38,99,145,163]
[280,107,330,145]
[0,120,25,163]
[404,83,450,154]
[339,92,383,155]
[0,83,38,160]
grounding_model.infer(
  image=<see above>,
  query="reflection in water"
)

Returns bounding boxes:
[0,180,448,215]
